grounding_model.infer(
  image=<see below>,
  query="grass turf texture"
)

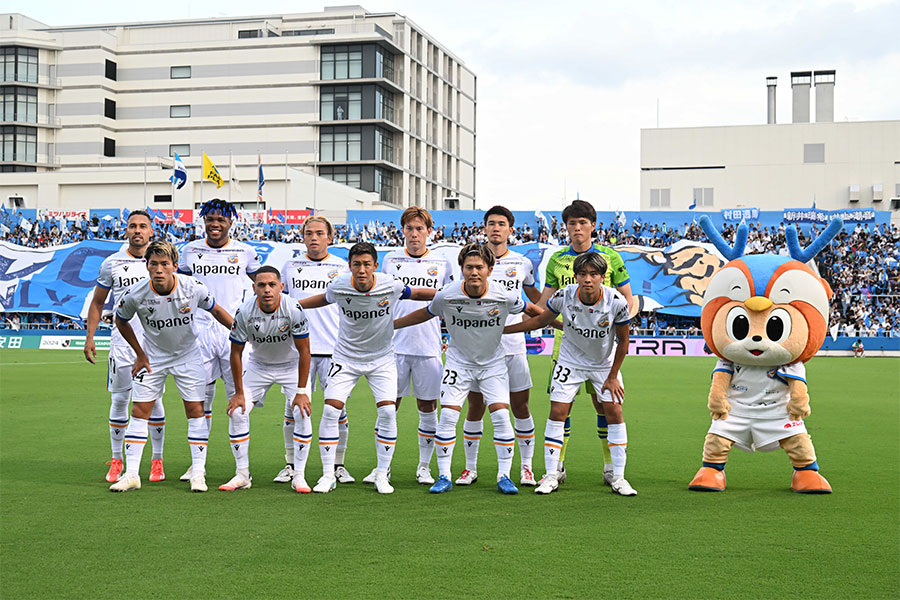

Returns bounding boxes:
[1,351,898,599]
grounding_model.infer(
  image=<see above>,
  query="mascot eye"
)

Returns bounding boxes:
[726,306,750,341]
[765,308,792,343]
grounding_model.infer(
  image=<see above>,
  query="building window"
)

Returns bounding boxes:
[169,144,190,157]
[375,168,393,203]
[283,28,335,36]
[238,30,263,39]
[1,86,37,123]
[650,188,670,208]
[804,143,825,163]
[320,86,361,121]
[375,127,393,163]
[692,187,714,207]
[170,105,191,118]
[153,194,173,203]
[105,59,117,81]
[103,137,115,157]
[104,98,116,120]
[170,66,191,79]
[319,166,361,188]
[1,47,38,84]
[320,126,361,162]
[375,86,394,121]
[0,125,37,162]
[321,45,362,80]
[375,47,394,81]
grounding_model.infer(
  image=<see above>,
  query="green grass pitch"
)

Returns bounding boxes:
[1,351,898,599]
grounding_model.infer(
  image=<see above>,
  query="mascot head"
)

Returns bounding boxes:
[699,216,841,367]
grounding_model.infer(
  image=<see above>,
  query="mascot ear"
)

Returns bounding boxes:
[699,215,747,261]
[785,218,843,264]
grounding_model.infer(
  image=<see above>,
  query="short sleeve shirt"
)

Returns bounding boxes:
[230,296,309,368]
[712,360,807,419]
[546,284,630,368]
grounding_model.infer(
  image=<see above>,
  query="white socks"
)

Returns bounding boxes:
[228,405,251,474]
[417,409,438,468]
[149,398,165,461]
[318,404,341,477]
[514,416,535,470]
[462,419,482,472]
[543,420,565,475]
[335,409,349,465]
[292,404,313,477]
[109,391,130,460]
[187,416,208,475]
[374,405,397,472]
[491,409,515,479]
[607,422,628,479]
[123,417,148,476]
[435,409,461,479]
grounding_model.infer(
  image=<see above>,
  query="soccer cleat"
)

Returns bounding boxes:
[373,470,394,494]
[455,469,478,486]
[313,475,337,493]
[179,465,193,481]
[362,467,390,484]
[109,473,140,492]
[105,459,123,483]
[557,463,567,484]
[497,475,519,495]
[273,464,294,483]
[791,470,832,494]
[292,475,312,494]
[535,473,559,495]
[611,477,637,496]
[416,465,435,485]
[520,465,537,487]
[149,459,165,482]
[688,466,727,492]
[602,465,614,486]
[429,475,453,493]
[190,473,208,493]
[218,474,252,491]
[334,465,355,484]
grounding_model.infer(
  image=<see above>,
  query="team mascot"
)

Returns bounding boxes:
[688,215,842,494]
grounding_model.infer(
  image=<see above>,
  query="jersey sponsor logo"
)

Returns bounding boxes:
[116,275,144,289]
[193,263,242,276]
[495,277,522,291]
[250,332,291,344]
[291,277,328,291]
[784,421,803,429]
[567,317,608,339]
[398,275,439,287]
[145,313,194,330]
[449,314,501,329]
[730,384,749,392]
[340,306,390,320]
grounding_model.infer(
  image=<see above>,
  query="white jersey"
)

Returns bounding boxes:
[324,272,411,363]
[381,248,453,357]
[178,238,260,329]
[282,252,346,355]
[490,249,536,355]
[546,284,630,369]
[428,280,525,369]
[713,360,807,420]
[116,275,215,367]
[229,296,309,368]
[96,247,148,343]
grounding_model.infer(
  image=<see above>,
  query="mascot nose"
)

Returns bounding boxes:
[752,335,762,342]
[744,296,773,312]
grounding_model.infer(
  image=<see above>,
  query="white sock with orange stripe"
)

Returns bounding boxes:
[543,419,565,475]
[187,417,208,475]
[514,416,535,470]
[291,405,312,477]
[282,399,295,464]
[435,408,461,479]
[228,406,251,477]
[123,417,148,477]
[417,409,437,468]
[374,404,397,472]
[335,409,349,465]
[608,422,627,479]
[491,409,515,479]
[462,419,482,472]
[109,391,130,460]
[318,404,341,476]
[149,398,165,461]
[203,383,215,435]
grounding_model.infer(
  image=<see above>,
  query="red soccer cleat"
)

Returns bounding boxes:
[105,459,123,483]
[149,459,165,482]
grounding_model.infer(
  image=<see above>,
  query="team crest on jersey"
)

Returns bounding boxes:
[596,315,610,328]
[279,321,290,333]
[488,306,500,317]
[328,270,339,279]
[505,267,517,278]
[378,297,390,308]
[178,304,191,314]
[227,255,239,264]
[427,266,438,277]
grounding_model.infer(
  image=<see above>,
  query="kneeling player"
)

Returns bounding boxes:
[111,241,234,493]
[394,243,529,495]
[220,266,313,493]
[505,253,636,496]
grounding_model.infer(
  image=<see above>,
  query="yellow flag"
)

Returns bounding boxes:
[202,153,225,189]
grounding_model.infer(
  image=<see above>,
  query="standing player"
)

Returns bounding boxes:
[85,210,167,483]
[282,216,354,485]
[110,241,234,492]
[538,200,634,484]
[220,266,313,493]
[505,253,636,496]
[458,206,542,487]
[297,243,435,495]
[178,199,260,481]
[380,207,453,485]
[394,243,529,495]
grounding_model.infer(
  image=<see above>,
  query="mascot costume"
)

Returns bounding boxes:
[688,215,841,494]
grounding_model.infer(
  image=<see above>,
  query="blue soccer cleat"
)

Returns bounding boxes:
[429,475,453,493]
[497,475,519,495]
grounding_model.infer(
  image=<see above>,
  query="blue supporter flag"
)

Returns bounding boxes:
[169,153,187,189]
[257,155,265,202]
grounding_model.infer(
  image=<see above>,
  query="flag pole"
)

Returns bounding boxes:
[143,151,147,206]
[284,149,288,212]
[228,151,232,203]
[200,150,203,208]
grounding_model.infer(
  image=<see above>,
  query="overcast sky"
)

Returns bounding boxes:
[9,1,900,211]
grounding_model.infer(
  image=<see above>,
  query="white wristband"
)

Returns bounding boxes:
[296,387,310,396]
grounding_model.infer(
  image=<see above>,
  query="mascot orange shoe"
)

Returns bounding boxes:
[688,216,840,494]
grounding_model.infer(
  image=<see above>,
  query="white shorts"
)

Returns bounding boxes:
[441,360,510,408]
[107,340,138,393]
[241,361,299,410]
[325,353,397,404]
[471,354,532,394]
[131,359,206,404]
[709,414,809,453]
[309,356,334,393]
[548,359,623,404]
[396,354,442,400]
[200,324,234,394]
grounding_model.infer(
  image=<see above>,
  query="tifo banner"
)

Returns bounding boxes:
[783,207,876,224]
[267,210,311,225]
[526,336,712,356]
[0,239,726,319]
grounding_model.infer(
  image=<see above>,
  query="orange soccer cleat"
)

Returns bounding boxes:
[688,466,726,492]
[791,469,832,494]
[105,459,123,483]
[149,459,166,482]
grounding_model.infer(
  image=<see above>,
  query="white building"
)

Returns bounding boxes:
[0,6,477,216]
[641,71,900,222]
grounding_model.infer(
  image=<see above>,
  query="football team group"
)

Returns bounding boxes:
[85,199,639,496]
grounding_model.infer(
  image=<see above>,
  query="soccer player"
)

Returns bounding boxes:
[282,216,354,484]
[459,206,542,487]
[538,200,634,485]
[852,338,864,358]
[297,242,435,495]
[394,243,529,495]
[178,199,260,481]
[110,241,234,492]
[85,210,167,483]
[506,253,636,496]
[380,207,453,485]
[220,266,312,493]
